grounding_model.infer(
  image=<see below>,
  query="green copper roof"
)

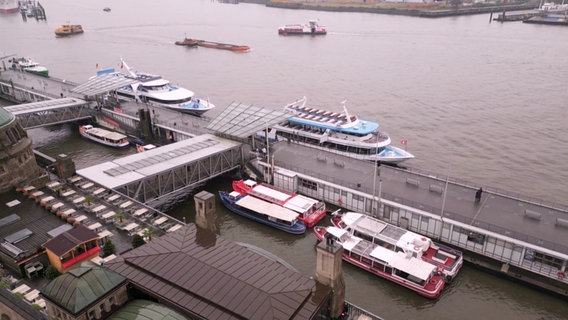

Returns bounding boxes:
[109,300,189,320]
[0,107,15,127]
[41,261,127,315]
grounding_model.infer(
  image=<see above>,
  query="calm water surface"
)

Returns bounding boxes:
[3,1,568,318]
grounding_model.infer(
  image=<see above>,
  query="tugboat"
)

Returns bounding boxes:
[175,37,198,47]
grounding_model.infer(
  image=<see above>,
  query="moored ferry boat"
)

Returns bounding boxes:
[332,211,463,281]
[278,20,327,35]
[269,97,414,164]
[79,125,130,148]
[9,57,49,77]
[112,59,215,116]
[314,226,446,299]
[232,179,327,228]
[219,191,306,235]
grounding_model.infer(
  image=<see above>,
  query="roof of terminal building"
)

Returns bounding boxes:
[42,261,127,315]
[206,101,291,139]
[71,73,139,96]
[76,134,241,189]
[4,98,87,115]
[0,107,15,127]
[105,224,329,320]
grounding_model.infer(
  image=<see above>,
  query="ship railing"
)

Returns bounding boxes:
[344,301,384,320]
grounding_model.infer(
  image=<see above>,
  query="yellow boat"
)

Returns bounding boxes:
[54,24,84,37]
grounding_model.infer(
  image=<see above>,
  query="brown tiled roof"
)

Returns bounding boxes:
[105,224,330,320]
[43,226,98,256]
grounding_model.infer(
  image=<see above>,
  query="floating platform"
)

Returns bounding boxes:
[523,14,568,25]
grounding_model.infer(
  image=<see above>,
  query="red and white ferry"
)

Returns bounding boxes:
[278,20,327,35]
[314,226,446,299]
[332,211,463,281]
[232,179,326,228]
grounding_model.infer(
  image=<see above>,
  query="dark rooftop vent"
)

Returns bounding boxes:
[4,229,33,244]
[0,214,21,228]
[524,209,542,221]
[556,218,568,228]
[1,242,24,257]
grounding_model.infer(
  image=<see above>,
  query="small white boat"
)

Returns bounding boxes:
[9,57,49,77]
[269,97,414,164]
[112,59,215,116]
[79,125,130,148]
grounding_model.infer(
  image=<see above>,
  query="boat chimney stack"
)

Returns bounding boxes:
[315,235,345,318]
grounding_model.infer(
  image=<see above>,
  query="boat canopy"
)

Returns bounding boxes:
[389,252,436,281]
[251,185,291,203]
[85,127,127,141]
[236,196,299,222]
[344,212,419,246]
[284,194,318,213]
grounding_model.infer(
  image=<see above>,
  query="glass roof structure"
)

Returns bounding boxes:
[4,98,86,115]
[76,134,241,189]
[71,73,139,96]
[206,101,291,139]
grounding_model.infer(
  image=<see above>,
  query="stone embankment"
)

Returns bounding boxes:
[241,0,539,17]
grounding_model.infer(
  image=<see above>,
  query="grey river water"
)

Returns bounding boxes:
[2,0,568,319]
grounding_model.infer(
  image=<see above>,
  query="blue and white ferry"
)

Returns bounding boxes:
[219,191,306,235]
[271,97,414,164]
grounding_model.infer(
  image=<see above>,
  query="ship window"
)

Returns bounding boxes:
[299,178,317,191]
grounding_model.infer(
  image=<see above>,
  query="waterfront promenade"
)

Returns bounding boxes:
[1,68,567,299]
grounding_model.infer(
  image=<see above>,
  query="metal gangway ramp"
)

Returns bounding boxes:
[76,134,242,205]
[4,98,92,129]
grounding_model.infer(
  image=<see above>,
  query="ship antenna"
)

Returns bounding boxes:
[120,57,137,78]
[341,100,353,123]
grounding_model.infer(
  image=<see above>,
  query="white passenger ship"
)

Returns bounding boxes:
[269,97,414,164]
[112,59,215,116]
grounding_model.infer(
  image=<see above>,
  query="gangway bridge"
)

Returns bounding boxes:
[4,98,93,129]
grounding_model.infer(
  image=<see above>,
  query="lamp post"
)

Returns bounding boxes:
[372,141,381,217]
